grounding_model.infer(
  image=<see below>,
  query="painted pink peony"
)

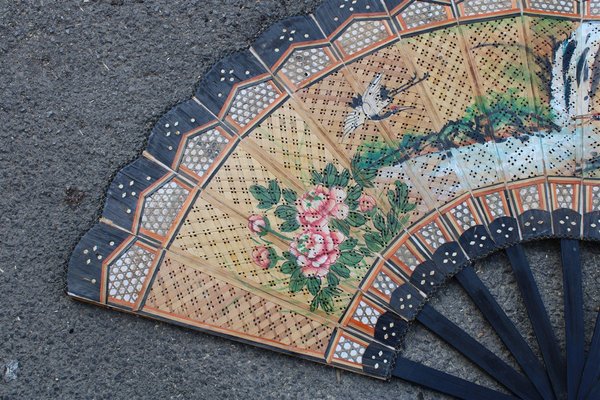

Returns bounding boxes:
[251,246,272,269]
[248,214,267,234]
[358,193,376,212]
[290,226,345,277]
[296,185,349,227]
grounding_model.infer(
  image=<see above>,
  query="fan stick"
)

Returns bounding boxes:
[560,239,584,400]
[392,357,517,400]
[455,265,556,400]
[417,304,541,400]
[577,312,600,400]
[505,244,567,399]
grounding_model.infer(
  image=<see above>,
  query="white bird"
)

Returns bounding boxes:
[343,72,428,138]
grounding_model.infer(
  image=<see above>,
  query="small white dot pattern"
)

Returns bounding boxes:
[451,203,477,231]
[352,301,382,327]
[181,129,229,177]
[372,271,399,296]
[401,1,447,29]
[337,20,388,55]
[141,181,189,236]
[555,184,574,209]
[108,245,154,303]
[462,0,513,16]
[281,48,331,85]
[333,336,366,364]
[519,185,541,211]
[394,244,419,271]
[528,0,574,13]
[227,81,279,127]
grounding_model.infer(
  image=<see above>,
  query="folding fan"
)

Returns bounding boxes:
[68,1,600,398]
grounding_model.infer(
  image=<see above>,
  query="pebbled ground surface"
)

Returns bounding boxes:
[1,1,599,399]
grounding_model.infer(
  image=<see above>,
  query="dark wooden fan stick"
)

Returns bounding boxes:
[577,312,600,400]
[392,357,517,400]
[560,239,584,400]
[416,304,542,400]
[505,244,567,399]
[455,264,556,400]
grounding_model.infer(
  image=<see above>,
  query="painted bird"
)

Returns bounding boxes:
[343,72,428,138]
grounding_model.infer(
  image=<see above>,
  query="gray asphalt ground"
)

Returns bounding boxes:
[1,1,599,399]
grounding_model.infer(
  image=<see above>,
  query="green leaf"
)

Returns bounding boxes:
[289,270,307,293]
[307,277,321,296]
[365,232,384,252]
[268,180,281,203]
[275,205,297,220]
[282,188,297,204]
[346,211,367,227]
[372,212,387,232]
[347,184,362,201]
[339,237,358,251]
[331,263,350,278]
[267,247,279,269]
[339,251,363,265]
[325,163,337,187]
[280,261,298,274]
[327,273,340,287]
[283,251,296,262]
[309,295,320,312]
[311,170,324,185]
[319,292,335,313]
[387,210,400,235]
[400,202,416,213]
[250,185,274,208]
[330,219,350,237]
[336,169,350,188]
[358,246,373,257]
[280,219,300,232]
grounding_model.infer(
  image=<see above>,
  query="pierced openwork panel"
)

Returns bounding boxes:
[107,244,155,304]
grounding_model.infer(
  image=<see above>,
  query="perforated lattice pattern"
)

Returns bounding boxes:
[462,0,513,15]
[519,185,541,211]
[419,221,446,249]
[461,18,531,126]
[352,301,382,327]
[227,81,279,127]
[404,27,476,122]
[451,203,477,231]
[248,102,335,185]
[337,20,388,56]
[141,181,189,236]
[540,131,577,176]
[395,244,420,271]
[145,256,333,353]
[108,245,154,303]
[592,1,600,15]
[333,335,366,364]
[527,0,575,13]
[555,184,574,209]
[583,125,600,178]
[453,142,502,189]
[407,152,465,205]
[496,136,544,181]
[372,271,399,296]
[280,48,331,86]
[181,129,229,177]
[401,1,448,29]
[485,192,506,218]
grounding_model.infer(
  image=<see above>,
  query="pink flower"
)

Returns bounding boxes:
[248,214,267,234]
[290,226,345,277]
[358,193,376,212]
[252,246,272,269]
[296,185,349,227]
